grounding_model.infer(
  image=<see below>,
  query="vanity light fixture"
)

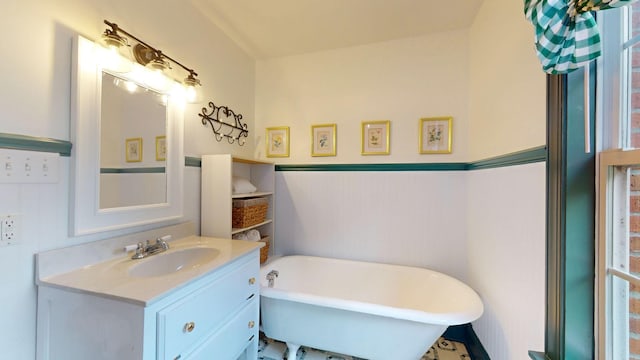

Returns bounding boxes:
[102,23,127,49]
[183,72,201,103]
[101,20,201,98]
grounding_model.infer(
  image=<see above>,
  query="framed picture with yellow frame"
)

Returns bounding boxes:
[266,126,290,157]
[125,137,142,162]
[361,120,390,155]
[155,135,166,161]
[311,123,336,157]
[419,116,452,154]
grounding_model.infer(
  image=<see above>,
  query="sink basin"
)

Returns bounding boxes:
[128,247,220,278]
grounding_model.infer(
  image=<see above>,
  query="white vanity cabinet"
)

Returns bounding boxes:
[36,247,261,360]
[156,256,259,360]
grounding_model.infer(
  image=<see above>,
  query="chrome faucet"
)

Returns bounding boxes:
[131,235,171,259]
[266,270,279,288]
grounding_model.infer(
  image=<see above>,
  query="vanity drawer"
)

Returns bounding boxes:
[157,257,259,360]
[186,299,259,360]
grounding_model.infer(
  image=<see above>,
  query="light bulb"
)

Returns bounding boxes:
[185,85,197,103]
[144,69,170,92]
[124,80,137,93]
[182,73,201,103]
[97,45,132,73]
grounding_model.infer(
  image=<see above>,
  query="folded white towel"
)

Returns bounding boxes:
[246,229,261,241]
[232,232,248,240]
[232,176,257,194]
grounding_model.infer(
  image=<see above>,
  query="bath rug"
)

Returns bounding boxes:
[422,337,471,360]
[258,332,470,360]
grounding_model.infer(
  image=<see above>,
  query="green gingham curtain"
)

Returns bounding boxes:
[524,0,638,74]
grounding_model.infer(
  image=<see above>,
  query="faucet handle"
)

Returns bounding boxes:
[132,242,145,259]
[157,235,172,243]
[156,235,171,250]
[123,244,138,252]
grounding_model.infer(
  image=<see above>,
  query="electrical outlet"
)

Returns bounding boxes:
[2,215,16,229]
[2,230,16,243]
[0,214,19,246]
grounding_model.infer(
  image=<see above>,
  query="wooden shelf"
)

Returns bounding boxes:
[201,154,275,259]
[232,191,273,199]
[231,157,273,165]
[231,219,273,235]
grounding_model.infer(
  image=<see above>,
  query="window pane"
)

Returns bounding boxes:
[612,274,629,359]
[628,4,640,148]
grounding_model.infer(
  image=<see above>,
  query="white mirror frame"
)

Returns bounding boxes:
[70,35,184,236]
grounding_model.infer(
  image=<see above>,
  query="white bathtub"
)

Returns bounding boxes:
[259,255,483,360]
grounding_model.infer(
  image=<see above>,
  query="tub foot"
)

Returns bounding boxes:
[285,343,300,360]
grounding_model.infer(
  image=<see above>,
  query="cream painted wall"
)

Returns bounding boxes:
[468,0,546,160]
[0,0,254,358]
[0,0,256,159]
[0,1,547,358]
[255,29,469,163]
[258,2,547,360]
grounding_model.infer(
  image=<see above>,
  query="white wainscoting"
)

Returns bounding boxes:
[274,170,468,281]
[274,163,546,360]
[467,162,546,360]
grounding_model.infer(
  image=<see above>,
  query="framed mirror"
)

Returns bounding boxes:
[99,72,168,209]
[70,35,184,236]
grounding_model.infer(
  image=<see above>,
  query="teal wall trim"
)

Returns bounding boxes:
[0,131,544,171]
[185,156,201,167]
[467,146,547,170]
[274,146,546,172]
[275,163,467,172]
[100,167,165,174]
[0,132,72,156]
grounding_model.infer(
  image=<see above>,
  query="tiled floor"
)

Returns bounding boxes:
[258,333,471,360]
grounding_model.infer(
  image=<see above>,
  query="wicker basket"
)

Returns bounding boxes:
[232,197,268,228]
[259,236,270,264]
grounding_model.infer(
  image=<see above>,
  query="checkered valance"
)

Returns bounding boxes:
[524,0,638,74]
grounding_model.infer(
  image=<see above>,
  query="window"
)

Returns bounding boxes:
[598,151,640,359]
[598,4,640,359]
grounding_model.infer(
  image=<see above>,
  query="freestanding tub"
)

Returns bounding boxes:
[259,255,483,360]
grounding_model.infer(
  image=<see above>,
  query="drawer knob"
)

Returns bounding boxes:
[183,322,195,333]
[248,320,255,329]
[248,277,256,285]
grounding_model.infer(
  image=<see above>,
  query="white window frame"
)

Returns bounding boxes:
[597,149,640,359]
[597,6,640,359]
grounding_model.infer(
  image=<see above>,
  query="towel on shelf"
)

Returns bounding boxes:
[246,229,261,241]
[232,176,257,194]
[232,229,260,241]
[232,232,248,240]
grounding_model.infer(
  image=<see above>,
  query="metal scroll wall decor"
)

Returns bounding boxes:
[199,101,249,145]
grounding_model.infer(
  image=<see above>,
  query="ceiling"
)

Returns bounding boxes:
[192,0,484,59]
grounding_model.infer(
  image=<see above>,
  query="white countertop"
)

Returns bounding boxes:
[37,235,263,306]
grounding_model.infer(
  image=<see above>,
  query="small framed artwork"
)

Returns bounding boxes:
[266,126,290,158]
[361,120,390,155]
[311,124,336,157]
[155,136,166,161]
[419,116,453,154]
[125,137,142,162]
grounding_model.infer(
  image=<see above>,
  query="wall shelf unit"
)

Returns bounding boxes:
[201,154,275,255]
